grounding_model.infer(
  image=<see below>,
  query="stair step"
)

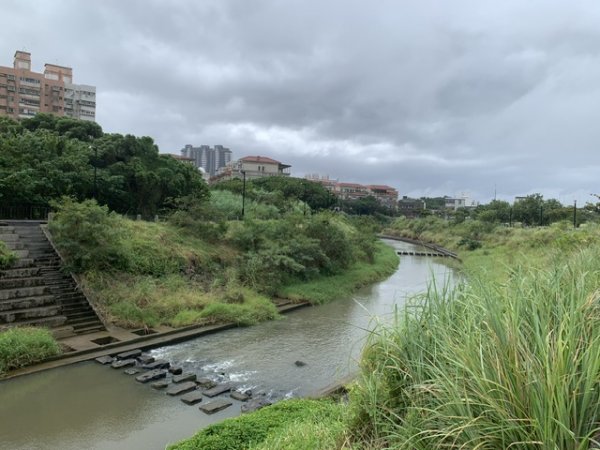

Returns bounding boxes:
[10,259,35,269]
[0,315,68,330]
[4,242,24,250]
[66,315,100,326]
[73,323,105,335]
[0,234,18,242]
[66,310,97,319]
[0,226,15,233]
[0,277,46,289]
[0,295,56,312]
[12,250,30,258]
[0,285,48,300]
[0,267,40,279]
[0,305,62,324]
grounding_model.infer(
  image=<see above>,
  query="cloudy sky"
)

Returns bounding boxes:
[2,0,600,204]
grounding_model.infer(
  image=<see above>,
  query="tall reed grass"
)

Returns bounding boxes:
[350,247,600,449]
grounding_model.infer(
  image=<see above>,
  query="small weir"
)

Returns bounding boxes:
[0,239,455,450]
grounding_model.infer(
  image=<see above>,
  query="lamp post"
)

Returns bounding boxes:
[241,170,246,219]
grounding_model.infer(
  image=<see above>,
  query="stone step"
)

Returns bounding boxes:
[0,234,18,241]
[12,250,30,258]
[0,315,67,330]
[63,309,95,320]
[0,267,40,279]
[72,318,104,330]
[0,277,46,289]
[66,315,100,326]
[3,242,24,250]
[0,305,62,324]
[0,226,15,233]
[51,325,76,339]
[74,323,105,335]
[0,285,48,300]
[0,295,57,312]
[10,258,34,269]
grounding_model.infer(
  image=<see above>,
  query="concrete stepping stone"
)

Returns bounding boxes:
[172,372,196,383]
[135,369,167,383]
[151,380,169,390]
[95,356,114,365]
[241,397,273,414]
[200,399,232,414]
[138,354,155,365]
[180,391,203,405]
[203,384,231,398]
[142,359,170,370]
[124,368,140,375]
[111,359,136,369]
[117,349,142,360]
[196,377,216,389]
[168,366,183,375]
[166,381,197,396]
[230,391,250,402]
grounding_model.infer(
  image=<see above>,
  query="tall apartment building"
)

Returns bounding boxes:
[180,144,232,176]
[0,50,96,121]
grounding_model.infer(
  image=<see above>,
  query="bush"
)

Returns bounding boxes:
[0,241,16,269]
[0,327,62,375]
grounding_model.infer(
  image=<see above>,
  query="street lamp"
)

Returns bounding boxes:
[241,170,246,219]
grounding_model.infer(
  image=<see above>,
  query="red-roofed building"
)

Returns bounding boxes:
[210,155,291,183]
[366,185,398,208]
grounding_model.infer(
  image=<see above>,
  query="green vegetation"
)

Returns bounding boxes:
[0,327,61,375]
[0,240,16,269]
[48,197,393,329]
[278,241,398,304]
[0,114,207,217]
[168,399,346,450]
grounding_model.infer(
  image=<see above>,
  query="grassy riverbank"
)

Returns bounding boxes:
[174,221,600,449]
[0,327,62,375]
[47,199,396,329]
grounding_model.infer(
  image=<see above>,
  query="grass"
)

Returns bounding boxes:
[168,399,346,450]
[82,272,279,329]
[0,240,16,269]
[347,242,600,449]
[277,241,399,304]
[0,327,62,375]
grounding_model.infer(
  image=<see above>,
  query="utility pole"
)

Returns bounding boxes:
[90,145,98,200]
[574,200,577,228]
[303,181,307,216]
[241,170,246,219]
[509,207,512,227]
[539,205,543,227]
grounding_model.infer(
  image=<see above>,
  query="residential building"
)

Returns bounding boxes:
[164,154,196,165]
[304,174,338,192]
[180,144,232,176]
[0,50,96,121]
[306,174,398,208]
[444,194,479,210]
[398,196,426,217]
[366,185,398,208]
[211,155,291,183]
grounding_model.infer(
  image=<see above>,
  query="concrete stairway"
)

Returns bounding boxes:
[0,221,104,337]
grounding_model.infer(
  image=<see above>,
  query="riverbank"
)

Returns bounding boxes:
[173,221,600,449]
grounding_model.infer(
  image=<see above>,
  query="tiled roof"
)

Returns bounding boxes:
[240,155,282,165]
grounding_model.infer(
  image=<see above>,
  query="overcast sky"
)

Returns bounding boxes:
[2,0,600,204]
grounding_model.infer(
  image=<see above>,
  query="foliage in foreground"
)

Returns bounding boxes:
[168,399,346,450]
[348,245,600,449]
[0,240,16,269]
[0,327,61,375]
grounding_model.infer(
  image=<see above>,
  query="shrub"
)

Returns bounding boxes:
[0,327,61,375]
[0,241,16,269]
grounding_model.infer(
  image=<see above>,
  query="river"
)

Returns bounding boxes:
[0,239,454,450]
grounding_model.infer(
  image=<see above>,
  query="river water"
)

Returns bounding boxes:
[0,239,453,450]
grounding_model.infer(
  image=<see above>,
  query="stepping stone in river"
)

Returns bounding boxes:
[180,391,203,405]
[151,380,169,390]
[230,391,250,402]
[168,366,183,375]
[95,356,114,365]
[138,354,155,365]
[142,359,170,370]
[166,381,197,396]
[203,384,231,398]
[124,368,140,375]
[241,397,272,414]
[200,399,232,414]
[172,372,196,383]
[117,349,142,360]
[136,369,167,383]
[196,377,216,389]
[111,359,136,369]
